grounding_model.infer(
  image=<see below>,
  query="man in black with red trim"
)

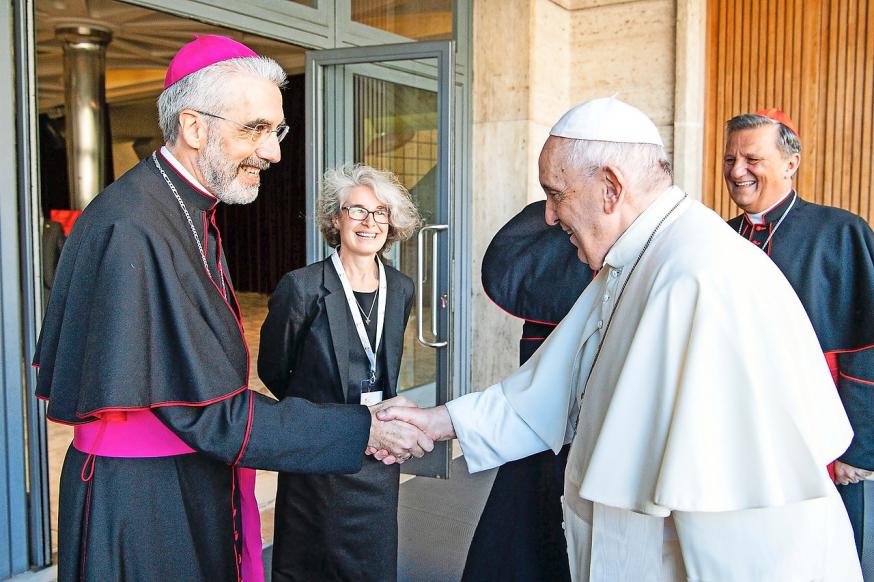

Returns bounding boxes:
[462,200,591,582]
[724,109,874,565]
[33,35,430,582]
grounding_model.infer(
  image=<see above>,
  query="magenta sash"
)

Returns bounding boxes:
[73,410,264,582]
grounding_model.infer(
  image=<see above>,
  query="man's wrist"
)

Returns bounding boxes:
[431,405,456,441]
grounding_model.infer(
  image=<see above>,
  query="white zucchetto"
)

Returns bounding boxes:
[549,97,664,146]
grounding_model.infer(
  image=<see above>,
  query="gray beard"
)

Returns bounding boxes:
[196,131,264,205]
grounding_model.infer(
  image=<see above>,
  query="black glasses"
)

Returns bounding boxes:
[195,110,290,144]
[342,205,391,224]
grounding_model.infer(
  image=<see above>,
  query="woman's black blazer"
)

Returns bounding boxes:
[258,257,415,404]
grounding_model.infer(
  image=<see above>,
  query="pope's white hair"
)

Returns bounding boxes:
[567,139,673,191]
[157,56,287,145]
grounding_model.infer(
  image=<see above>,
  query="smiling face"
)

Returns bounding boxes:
[723,124,799,214]
[332,185,390,258]
[539,137,625,270]
[196,75,285,204]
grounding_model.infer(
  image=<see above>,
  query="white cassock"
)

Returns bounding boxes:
[448,187,862,581]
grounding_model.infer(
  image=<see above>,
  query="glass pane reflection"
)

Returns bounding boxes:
[352,0,453,41]
[353,70,438,394]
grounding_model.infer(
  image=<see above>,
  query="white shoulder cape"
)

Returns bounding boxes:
[499,192,852,514]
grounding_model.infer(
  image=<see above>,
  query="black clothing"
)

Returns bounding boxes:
[259,258,415,582]
[36,153,372,582]
[728,192,874,559]
[41,219,65,292]
[481,201,593,326]
[349,290,386,403]
[258,259,413,405]
[464,201,592,582]
[35,153,247,420]
[352,289,379,344]
[728,194,874,467]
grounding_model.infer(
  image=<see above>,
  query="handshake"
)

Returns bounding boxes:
[366,396,456,465]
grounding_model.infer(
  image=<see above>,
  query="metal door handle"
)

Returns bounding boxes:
[417,224,448,348]
[431,229,440,337]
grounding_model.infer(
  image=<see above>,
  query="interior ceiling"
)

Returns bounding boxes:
[36,0,308,112]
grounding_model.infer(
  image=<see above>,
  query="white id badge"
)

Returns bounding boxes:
[360,390,384,406]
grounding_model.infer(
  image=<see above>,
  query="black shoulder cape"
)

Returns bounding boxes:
[481,200,593,327]
[465,200,586,582]
[728,193,874,469]
[34,155,249,424]
[727,194,874,353]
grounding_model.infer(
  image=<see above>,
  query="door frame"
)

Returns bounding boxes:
[6,1,471,572]
[305,41,468,478]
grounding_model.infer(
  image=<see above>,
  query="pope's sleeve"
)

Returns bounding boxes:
[446,385,551,473]
[154,391,371,474]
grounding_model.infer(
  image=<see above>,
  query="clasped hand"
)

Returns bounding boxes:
[366,396,434,465]
[366,399,456,465]
[833,460,873,486]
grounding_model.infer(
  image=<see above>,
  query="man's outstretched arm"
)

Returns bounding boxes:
[374,387,550,470]
[155,393,432,473]
[367,397,436,463]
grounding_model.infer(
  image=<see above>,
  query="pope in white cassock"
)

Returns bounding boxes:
[375,97,862,581]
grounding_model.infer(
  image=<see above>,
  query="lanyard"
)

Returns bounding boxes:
[330,251,387,384]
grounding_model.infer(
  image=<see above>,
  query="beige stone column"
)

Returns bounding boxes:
[469,0,686,390]
[470,0,572,390]
[672,0,706,198]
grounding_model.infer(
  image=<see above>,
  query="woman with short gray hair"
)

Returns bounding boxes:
[318,163,421,255]
[260,163,421,581]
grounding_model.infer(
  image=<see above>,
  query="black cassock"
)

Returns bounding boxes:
[728,192,874,555]
[34,153,371,582]
[463,201,592,582]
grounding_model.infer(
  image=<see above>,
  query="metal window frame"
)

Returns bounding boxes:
[0,0,39,577]
[5,0,473,572]
[15,0,51,571]
[129,0,337,48]
[335,0,470,72]
[304,41,454,262]
[305,40,467,477]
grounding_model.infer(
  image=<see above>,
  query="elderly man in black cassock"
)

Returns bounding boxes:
[33,35,431,582]
[724,109,874,569]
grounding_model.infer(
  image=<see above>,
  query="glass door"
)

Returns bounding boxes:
[306,41,454,478]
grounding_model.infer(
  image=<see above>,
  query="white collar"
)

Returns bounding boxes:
[160,146,215,198]
[603,186,688,269]
[745,189,793,224]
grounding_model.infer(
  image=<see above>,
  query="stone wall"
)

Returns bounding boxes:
[569,0,677,154]
[468,0,680,391]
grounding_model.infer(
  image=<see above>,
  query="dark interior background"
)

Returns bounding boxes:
[38,73,307,295]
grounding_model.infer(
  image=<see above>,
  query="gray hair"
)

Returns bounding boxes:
[726,114,801,158]
[318,163,421,255]
[567,139,673,190]
[157,56,287,145]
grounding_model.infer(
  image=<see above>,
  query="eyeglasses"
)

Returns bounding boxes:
[195,110,290,144]
[342,205,391,224]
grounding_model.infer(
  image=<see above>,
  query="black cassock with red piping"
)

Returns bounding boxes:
[463,200,592,582]
[34,154,370,582]
[729,191,874,556]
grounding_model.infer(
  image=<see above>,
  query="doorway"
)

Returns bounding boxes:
[34,0,311,559]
